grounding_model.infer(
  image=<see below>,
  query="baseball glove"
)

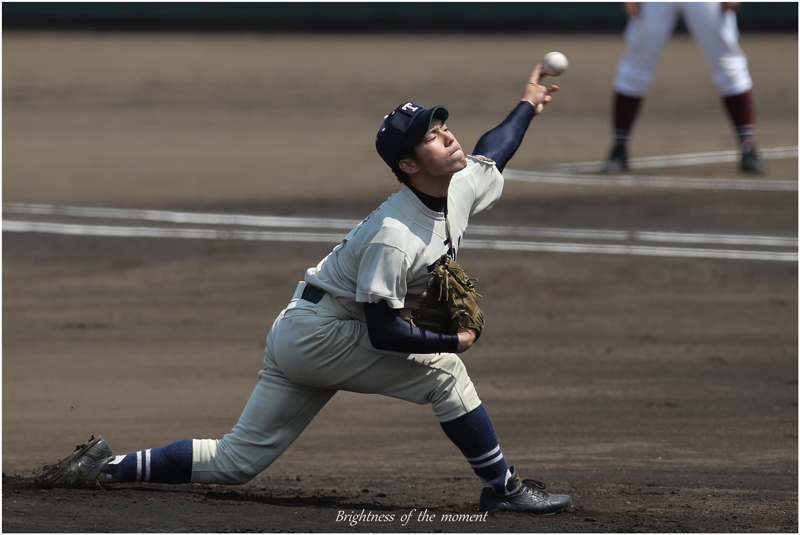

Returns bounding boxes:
[410,254,485,337]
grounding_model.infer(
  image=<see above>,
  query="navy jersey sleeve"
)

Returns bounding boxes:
[472,101,537,172]
[364,301,459,354]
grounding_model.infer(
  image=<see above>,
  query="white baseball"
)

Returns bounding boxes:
[542,51,568,76]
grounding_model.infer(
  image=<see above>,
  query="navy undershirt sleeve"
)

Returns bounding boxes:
[364,301,459,354]
[472,101,537,172]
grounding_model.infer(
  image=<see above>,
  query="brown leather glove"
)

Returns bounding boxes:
[410,254,485,337]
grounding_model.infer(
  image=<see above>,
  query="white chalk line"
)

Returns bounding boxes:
[462,239,797,263]
[2,220,343,244]
[3,220,794,263]
[505,146,798,190]
[530,146,798,171]
[4,206,796,263]
[4,203,796,248]
[1,202,360,231]
[6,141,798,264]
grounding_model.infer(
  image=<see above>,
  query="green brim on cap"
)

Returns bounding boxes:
[400,105,449,153]
[431,105,449,123]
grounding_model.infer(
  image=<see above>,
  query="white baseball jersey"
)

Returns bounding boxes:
[305,155,503,319]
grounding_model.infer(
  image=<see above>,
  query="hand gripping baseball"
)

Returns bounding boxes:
[523,63,559,114]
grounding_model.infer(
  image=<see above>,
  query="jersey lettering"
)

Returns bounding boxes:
[427,234,462,272]
[443,236,457,261]
[446,234,462,261]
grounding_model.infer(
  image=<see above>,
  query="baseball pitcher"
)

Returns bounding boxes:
[42,63,572,515]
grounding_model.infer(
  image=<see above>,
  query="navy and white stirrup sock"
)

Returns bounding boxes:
[102,439,193,484]
[439,404,511,494]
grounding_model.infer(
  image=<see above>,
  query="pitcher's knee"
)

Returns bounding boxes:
[430,353,467,375]
[427,355,482,421]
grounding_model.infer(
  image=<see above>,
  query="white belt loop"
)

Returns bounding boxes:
[291,281,307,301]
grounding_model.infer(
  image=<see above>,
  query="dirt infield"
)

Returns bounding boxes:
[3,31,797,532]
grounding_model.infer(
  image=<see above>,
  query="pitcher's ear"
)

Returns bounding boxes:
[398,158,420,175]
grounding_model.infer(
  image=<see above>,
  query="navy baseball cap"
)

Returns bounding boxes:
[376,102,449,168]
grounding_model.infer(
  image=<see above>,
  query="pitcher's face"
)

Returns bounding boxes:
[412,119,467,178]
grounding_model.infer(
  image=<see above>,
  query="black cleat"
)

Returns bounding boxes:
[602,145,628,173]
[741,146,767,173]
[478,466,572,515]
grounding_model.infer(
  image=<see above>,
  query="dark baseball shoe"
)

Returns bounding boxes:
[602,145,628,173]
[46,436,116,488]
[741,146,767,173]
[479,466,572,515]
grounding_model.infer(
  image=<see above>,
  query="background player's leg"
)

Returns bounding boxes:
[605,92,644,171]
[682,3,753,96]
[682,2,765,172]
[605,3,679,172]
[612,3,679,97]
[722,90,767,172]
[722,90,760,150]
